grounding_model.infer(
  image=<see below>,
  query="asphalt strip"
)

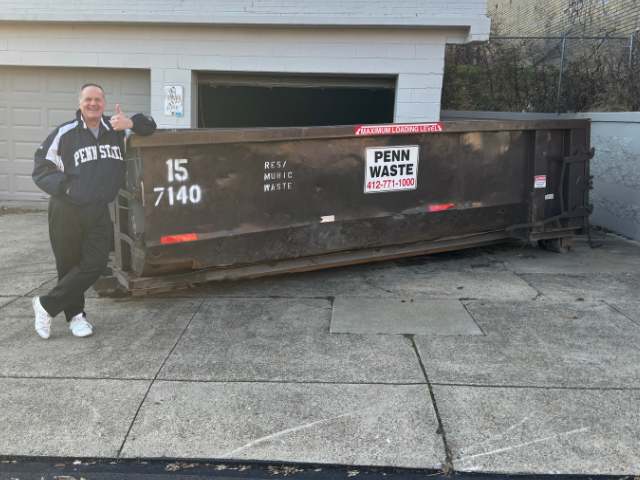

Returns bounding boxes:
[0,456,632,480]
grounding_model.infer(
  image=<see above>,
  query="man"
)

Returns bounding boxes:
[32,83,156,338]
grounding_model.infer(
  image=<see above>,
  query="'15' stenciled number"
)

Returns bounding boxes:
[166,158,189,182]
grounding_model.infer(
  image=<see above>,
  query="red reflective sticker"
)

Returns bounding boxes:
[428,203,456,213]
[160,233,199,245]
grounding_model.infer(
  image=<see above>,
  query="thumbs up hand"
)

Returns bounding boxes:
[110,104,134,131]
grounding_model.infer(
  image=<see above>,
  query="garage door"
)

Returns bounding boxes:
[0,67,150,202]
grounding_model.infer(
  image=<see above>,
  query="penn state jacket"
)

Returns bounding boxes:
[33,109,156,205]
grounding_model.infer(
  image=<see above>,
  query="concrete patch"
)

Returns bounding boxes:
[330,297,482,335]
[521,273,640,303]
[0,297,201,379]
[415,301,640,388]
[158,298,424,383]
[0,377,148,457]
[491,235,640,274]
[121,381,444,468]
[0,272,55,296]
[434,385,640,475]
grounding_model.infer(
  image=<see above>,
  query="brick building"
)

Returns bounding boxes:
[489,0,640,36]
[0,0,489,201]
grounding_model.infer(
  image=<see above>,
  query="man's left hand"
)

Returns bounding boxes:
[110,104,134,131]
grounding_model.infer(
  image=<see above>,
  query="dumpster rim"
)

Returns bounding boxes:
[128,119,591,148]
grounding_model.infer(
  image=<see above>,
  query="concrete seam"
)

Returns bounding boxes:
[408,335,454,475]
[3,376,638,390]
[0,375,428,386]
[430,382,640,391]
[511,272,544,301]
[0,276,57,311]
[602,300,640,329]
[115,297,206,458]
[459,300,487,336]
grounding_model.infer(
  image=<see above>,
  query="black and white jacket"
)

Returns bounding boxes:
[33,109,156,205]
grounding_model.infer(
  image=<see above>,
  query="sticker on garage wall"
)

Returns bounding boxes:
[365,145,419,193]
[164,85,184,117]
[354,123,443,136]
[534,175,547,189]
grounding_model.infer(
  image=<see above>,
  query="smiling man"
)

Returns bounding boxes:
[31,83,156,339]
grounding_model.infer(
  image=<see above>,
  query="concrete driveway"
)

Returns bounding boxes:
[1,210,639,475]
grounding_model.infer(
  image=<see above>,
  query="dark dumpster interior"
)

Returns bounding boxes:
[197,73,395,128]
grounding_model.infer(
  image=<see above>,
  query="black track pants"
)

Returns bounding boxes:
[40,197,111,321]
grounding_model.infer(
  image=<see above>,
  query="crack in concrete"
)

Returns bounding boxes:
[408,336,453,474]
[116,298,206,458]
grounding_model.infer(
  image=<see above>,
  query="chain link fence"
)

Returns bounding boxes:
[442,33,639,113]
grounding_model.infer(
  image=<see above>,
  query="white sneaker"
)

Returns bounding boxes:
[69,313,93,337]
[32,296,52,339]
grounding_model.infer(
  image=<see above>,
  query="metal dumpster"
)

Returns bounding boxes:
[113,119,593,294]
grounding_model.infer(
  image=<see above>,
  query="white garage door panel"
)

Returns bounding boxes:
[48,109,77,128]
[12,108,42,127]
[14,142,40,160]
[15,174,39,194]
[0,66,151,201]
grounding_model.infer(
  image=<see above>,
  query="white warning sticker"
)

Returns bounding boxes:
[364,145,419,193]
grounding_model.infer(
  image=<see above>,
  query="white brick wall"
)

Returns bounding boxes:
[0,23,467,126]
[0,1,490,41]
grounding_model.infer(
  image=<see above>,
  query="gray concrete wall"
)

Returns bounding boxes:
[442,110,640,240]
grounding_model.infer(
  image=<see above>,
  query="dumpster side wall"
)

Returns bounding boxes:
[443,110,640,241]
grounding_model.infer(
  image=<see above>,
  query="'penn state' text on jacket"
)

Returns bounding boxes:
[33,110,156,205]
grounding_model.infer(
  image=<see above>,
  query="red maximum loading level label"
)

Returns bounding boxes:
[354,122,444,136]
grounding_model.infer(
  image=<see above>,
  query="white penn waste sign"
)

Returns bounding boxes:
[364,145,420,193]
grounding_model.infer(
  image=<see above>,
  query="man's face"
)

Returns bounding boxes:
[79,86,105,124]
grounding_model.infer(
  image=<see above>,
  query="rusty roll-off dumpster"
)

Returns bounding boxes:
[113,120,593,294]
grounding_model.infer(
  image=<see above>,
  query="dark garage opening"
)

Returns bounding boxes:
[197,74,395,128]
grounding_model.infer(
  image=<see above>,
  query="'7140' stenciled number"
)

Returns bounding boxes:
[153,158,202,207]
